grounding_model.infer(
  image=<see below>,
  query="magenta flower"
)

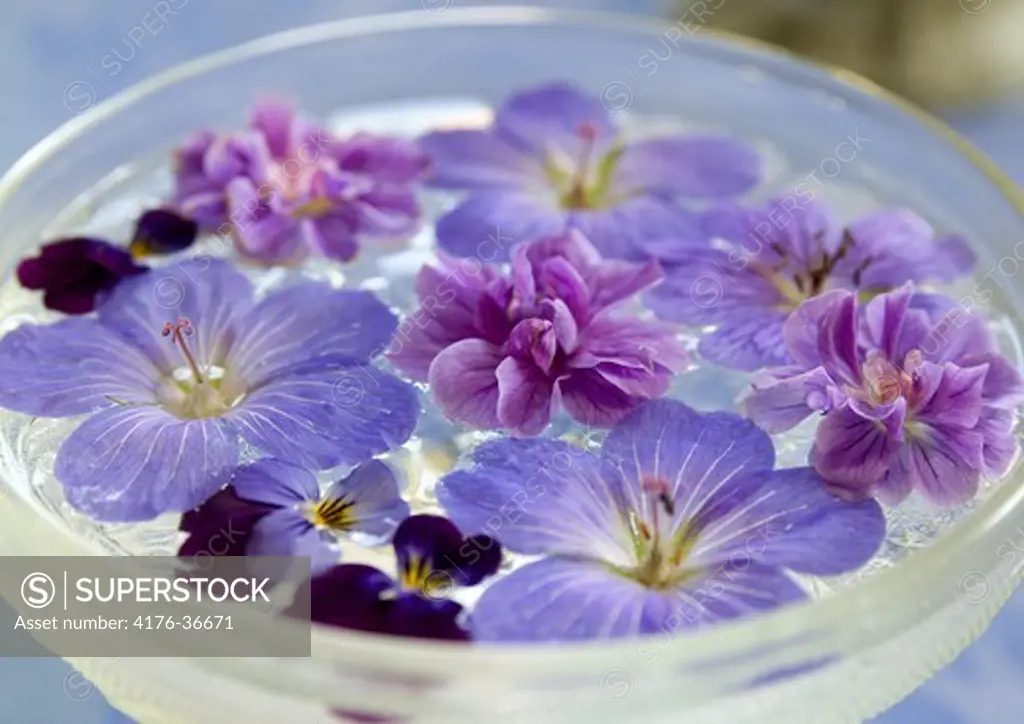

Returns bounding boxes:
[172,99,427,264]
[644,199,975,370]
[745,285,1024,506]
[420,83,760,261]
[387,231,688,435]
[438,400,884,641]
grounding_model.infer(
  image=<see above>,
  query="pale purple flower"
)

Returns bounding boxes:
[644,199,976,370]
[173,99,427,264]
[745,285,1024,506]
[0,258,420,521]
[387,230,688,435]
[437,399,885,641]
[420,83,760,262]
[181,458,410,573]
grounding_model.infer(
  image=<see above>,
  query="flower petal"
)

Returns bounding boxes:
[976,407,1018,477]
[569,196,705,262]
[914,362,987,430]
[249,99,297,160]
[434,192,567,261]
[98,258,254,373]
[697,314,790,371]
[470,558,671,642]
[809,404,898,498]
[427,339,503,429]
[232,458,320,507]
[495,356,557,435]
[230,366,419,470]
[558,368,645,428]
[55,406,239,521]
[494,83,616,155]
[895,426,985,506]
[325,460,410,541]
[131,209,198,256]
[248,508,338,573]
[304,564,394,632]
[0,318,161,416]
[228,283,398,385]
[419,130,543,190]
[668,562,807,626]
[600,400,777,527]
[386,594,469,641]
[437,437,634,565]
[224,178,306,263]
[613,136,761,198]
[392,514,501,587]
[688,467,885,576]
[335,132,428,185]
[744,366,835,434]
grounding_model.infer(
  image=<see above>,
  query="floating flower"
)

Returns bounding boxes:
[387,230,688,434]
[296,515,502,641]
[16,238,145,314]
[0,258,420,521]
[745,285,1024,506]
[178,458,409,573]
[437,399,885,641]
[644,199,975,370]
[420,82,760,261]
[128,209,199,257]
[172,99,427,264]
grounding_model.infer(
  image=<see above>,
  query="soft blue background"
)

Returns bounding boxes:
[0,1,1020,722]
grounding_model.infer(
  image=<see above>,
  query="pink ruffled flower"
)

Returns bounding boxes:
[387,231,688,435]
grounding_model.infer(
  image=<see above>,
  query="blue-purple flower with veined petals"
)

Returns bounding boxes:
[16,238,146,315]
[436,399,885,641]
[744,284,1024,506]
[177,458,409,573]
[644,199,976,370]
[387,230,688,435]
[420,82,760,262]
[296,515,502,641]
[173,99,427,264]
[0,258,420,521]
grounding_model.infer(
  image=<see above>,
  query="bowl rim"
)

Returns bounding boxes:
[2,4,1023,681]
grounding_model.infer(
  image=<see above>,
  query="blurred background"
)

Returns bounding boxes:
[0,0,1020,721]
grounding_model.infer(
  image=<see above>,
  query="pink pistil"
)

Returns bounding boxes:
[161,317,204,384]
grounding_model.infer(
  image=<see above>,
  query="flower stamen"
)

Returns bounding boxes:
[565,123,598,209]
[162,317,204,384]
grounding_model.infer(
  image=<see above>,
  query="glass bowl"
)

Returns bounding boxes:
[0,6,1022,724]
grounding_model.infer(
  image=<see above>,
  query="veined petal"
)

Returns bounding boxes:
[495,356,557,435]
[613,136,760,198]
[248,508,338,574]
[697,314,791,371]
[0,318,160,416]
[232,458,319,507]
[809,404,898,499]
[437,437,635,566]
[230,366,419,470]
[494,83,617,156]
[435,192,567,261]
[569,196,705,262]
[914,362,988,430]
[98,258,254,373]
[896,425,985,507]
[392,515,501,588]
[600,400,776,529]
[419,130,544,190]
[427,339,503,429]
[324,460,410,541]
[668,562,807,627]
[559,369,645,428]
[471,558,673,642]
[225,178,307,264]
[228,284,398,386]
[687,467,885,576]
[744,366,834,434]
[55,406,239,521]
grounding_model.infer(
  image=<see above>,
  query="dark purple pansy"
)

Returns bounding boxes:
[0,258,419,521]
[437,399,885,641]
[129,208,199,257]
[644,199,976,370]
[172,99,427,264]
[178,458,410,573]
[387,230,688,434]
[16,238,145,314]
[420,82,760,261]
[745,285,1024,506]
[297,515,502,641]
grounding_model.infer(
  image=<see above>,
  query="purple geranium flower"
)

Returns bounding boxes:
[173,99,427,264]
[437,399,885,641]
[296,515,502,641]
[178,458,409,573]
[0,258,420,521]
[387,230,688,434]
[644,199,976,370]
[17,238,146,314]
[744,285,1024,506]
[420,82,760,261]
